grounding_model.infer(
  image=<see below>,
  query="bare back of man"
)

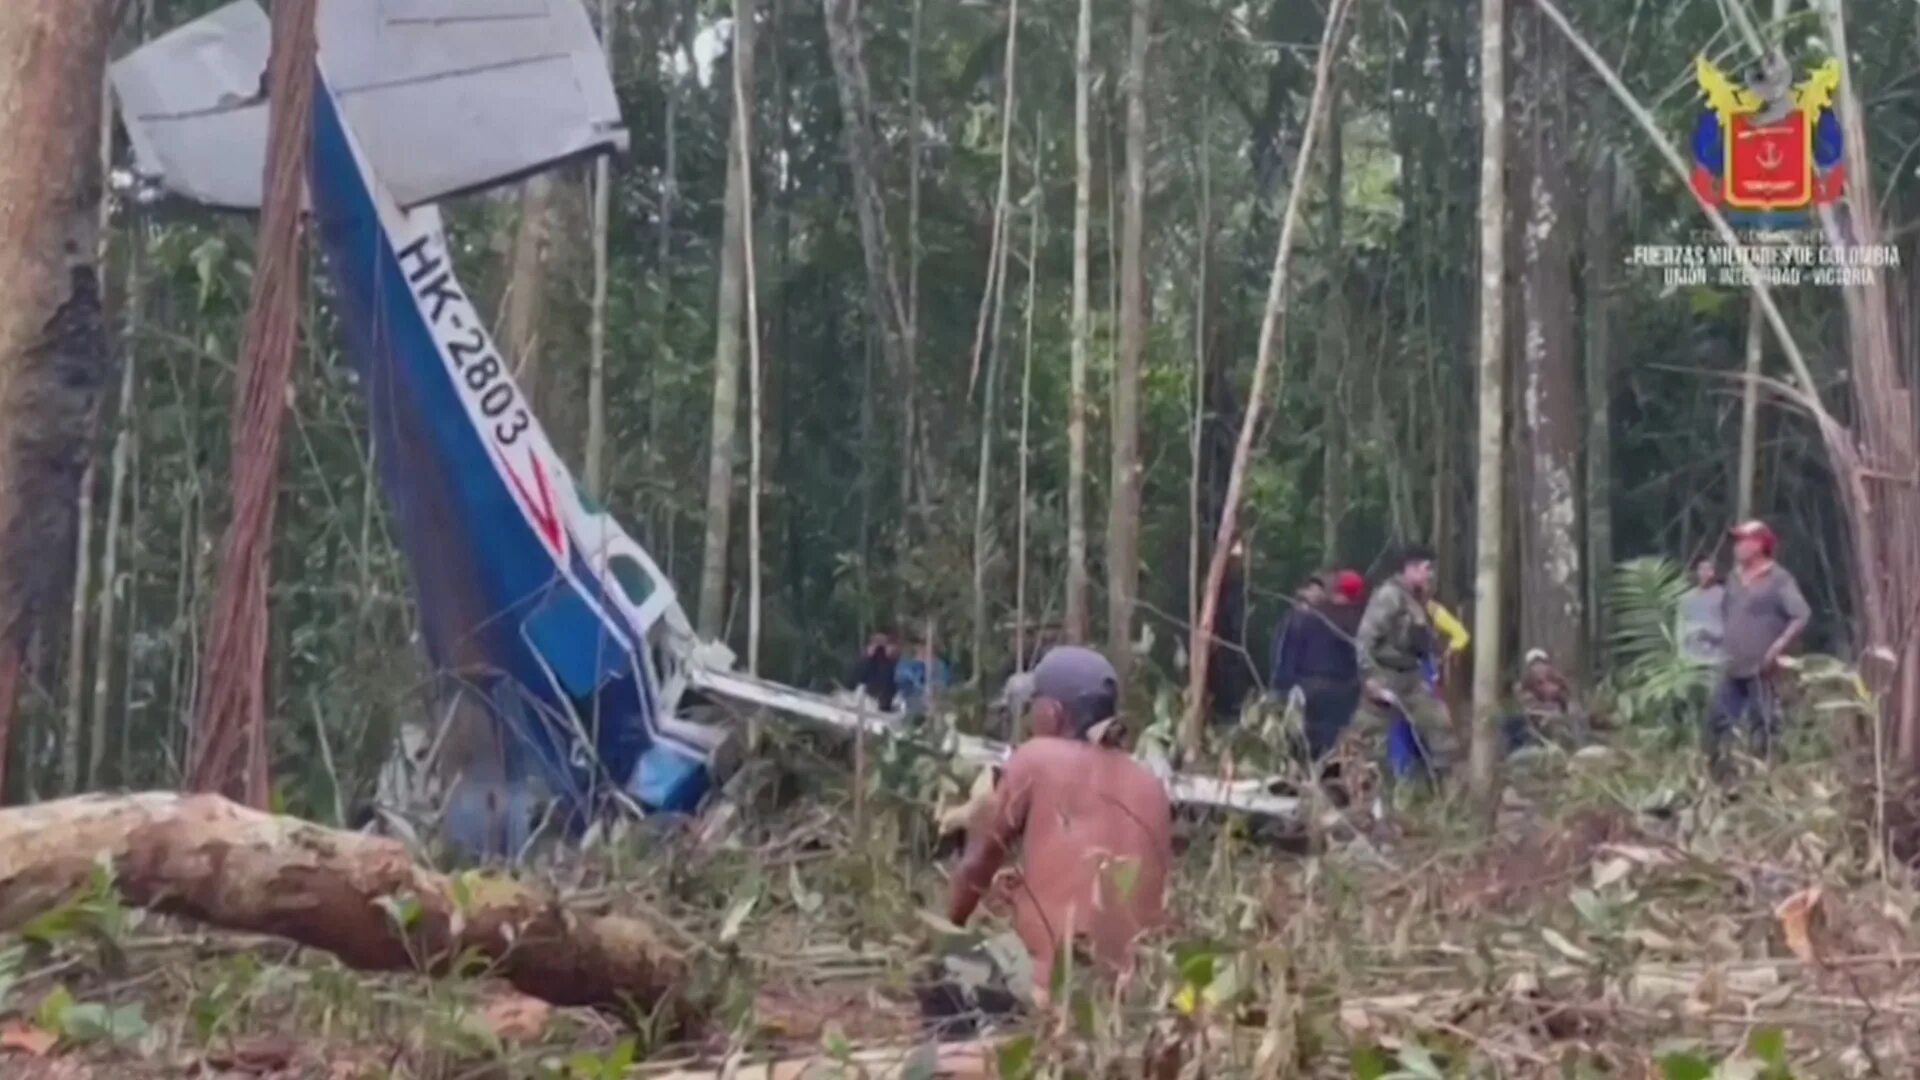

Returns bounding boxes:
[951,736,1171,998]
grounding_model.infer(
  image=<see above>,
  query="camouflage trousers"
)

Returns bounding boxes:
[1333,670,1457,796]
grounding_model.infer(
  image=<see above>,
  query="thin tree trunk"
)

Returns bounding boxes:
[902,0,923,511]
[1183,0,1352,751]
[92,224,141,790]
[971,0,1020,684]
[1582,109,1615,660]
[739,0,766,676]
[1735,298,1763,520]
[1190,86,1212,635]
[821,0,909,390]
[1467,0,1509,810]
[1064,0,1093,645]
[1516,11,1582,678]
[0,0,119,799]
[64,470,96,793]
[62,74,120,795]
[500,176,554,414]
[1733,0,1792,523]
[1015,122,1042,671]
[188,0,318,807]
[696,0,758,641]
[1106,0,1153,679]
[584,0,614,498]
[1320,76,1349,559]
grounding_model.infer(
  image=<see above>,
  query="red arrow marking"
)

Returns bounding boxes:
[496,447,564,554]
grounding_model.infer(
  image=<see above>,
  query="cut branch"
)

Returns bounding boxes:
[1182,0,1352,751]
[0,793,702,1022]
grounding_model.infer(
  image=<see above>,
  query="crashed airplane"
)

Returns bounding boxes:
[111,0,1297,855]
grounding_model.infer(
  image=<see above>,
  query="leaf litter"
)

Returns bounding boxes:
[1,726,1918,1075]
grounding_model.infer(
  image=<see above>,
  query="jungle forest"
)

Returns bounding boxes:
[0,0,1919,1074]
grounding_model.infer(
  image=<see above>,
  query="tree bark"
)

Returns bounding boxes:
[0,0,119,799]
[1516,11,1582,678]
[0,793,700,1021]
[188,0,318,808]
[1467,0,1508,810]
[1582,109,1615,661]
[696,0,758,641]
[1107,0,1153,678]
[1064,0,1093,645]
[1183,0,1352,751]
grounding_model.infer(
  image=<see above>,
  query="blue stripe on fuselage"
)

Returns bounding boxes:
[305,75,655,800]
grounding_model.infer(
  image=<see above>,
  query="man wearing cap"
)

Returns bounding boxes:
[1270,569,1365,763]
[947,646,1171,1002]
[1709,520,1810,776]
[1350,544,1457,784]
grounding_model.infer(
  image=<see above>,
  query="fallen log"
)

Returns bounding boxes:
[0,793,700,1025]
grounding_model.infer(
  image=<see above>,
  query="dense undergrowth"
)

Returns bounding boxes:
[3,689,1917,1079]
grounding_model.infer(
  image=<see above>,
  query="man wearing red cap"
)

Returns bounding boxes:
[1270,569,1366,763]
[1710,520,1811,777]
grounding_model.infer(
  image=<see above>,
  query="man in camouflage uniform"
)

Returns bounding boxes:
[1345,544,1457,789]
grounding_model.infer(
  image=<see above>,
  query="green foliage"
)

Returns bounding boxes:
[34,984,149,1048]
[1605,558,1711,728]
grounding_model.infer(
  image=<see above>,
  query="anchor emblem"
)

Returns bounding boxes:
[1754,140,1785,171]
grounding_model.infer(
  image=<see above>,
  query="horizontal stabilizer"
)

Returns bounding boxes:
[112,0,626,210]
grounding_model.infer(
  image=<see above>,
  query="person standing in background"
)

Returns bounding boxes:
[1351,545,1456,785]
[1270,570,1365,764]
[1677,558,1726,666]
[1268,574,1328,698]
[1707,520,1810,778]
[852,631,901,712]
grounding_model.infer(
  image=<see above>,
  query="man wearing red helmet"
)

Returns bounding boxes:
[1709,519,1811,778]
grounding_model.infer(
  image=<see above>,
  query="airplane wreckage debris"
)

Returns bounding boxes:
[111,0,1300,855]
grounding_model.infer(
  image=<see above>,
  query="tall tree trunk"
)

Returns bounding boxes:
[63,72,115,795]
[1107,0,1153,677]
[1733,0,1791,523]
[1467,0,1509,809]
[1320,77,1349,559]
[821,0,909,393]
[1582,109,1615,660]
[901,0,923,512]
[1015,122,1042,671]
[584,0,614,498]
[1516,11,1582,678]
[1189,85,1213,635]
[739,0,766,676]
[91,217,142,790]
[696,0,758,641]
[0,1,120,799]
[501,176,555,415]
[1183,0,1352,751]
[188,0,318,807]
[1735,299,1764,520]
[1064,0,1093,645]
[970,0,1020,684]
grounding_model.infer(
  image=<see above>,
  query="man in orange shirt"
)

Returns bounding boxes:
[946,647,1171,1002]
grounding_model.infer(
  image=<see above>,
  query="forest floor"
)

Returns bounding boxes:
[1,723,1916,1078]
